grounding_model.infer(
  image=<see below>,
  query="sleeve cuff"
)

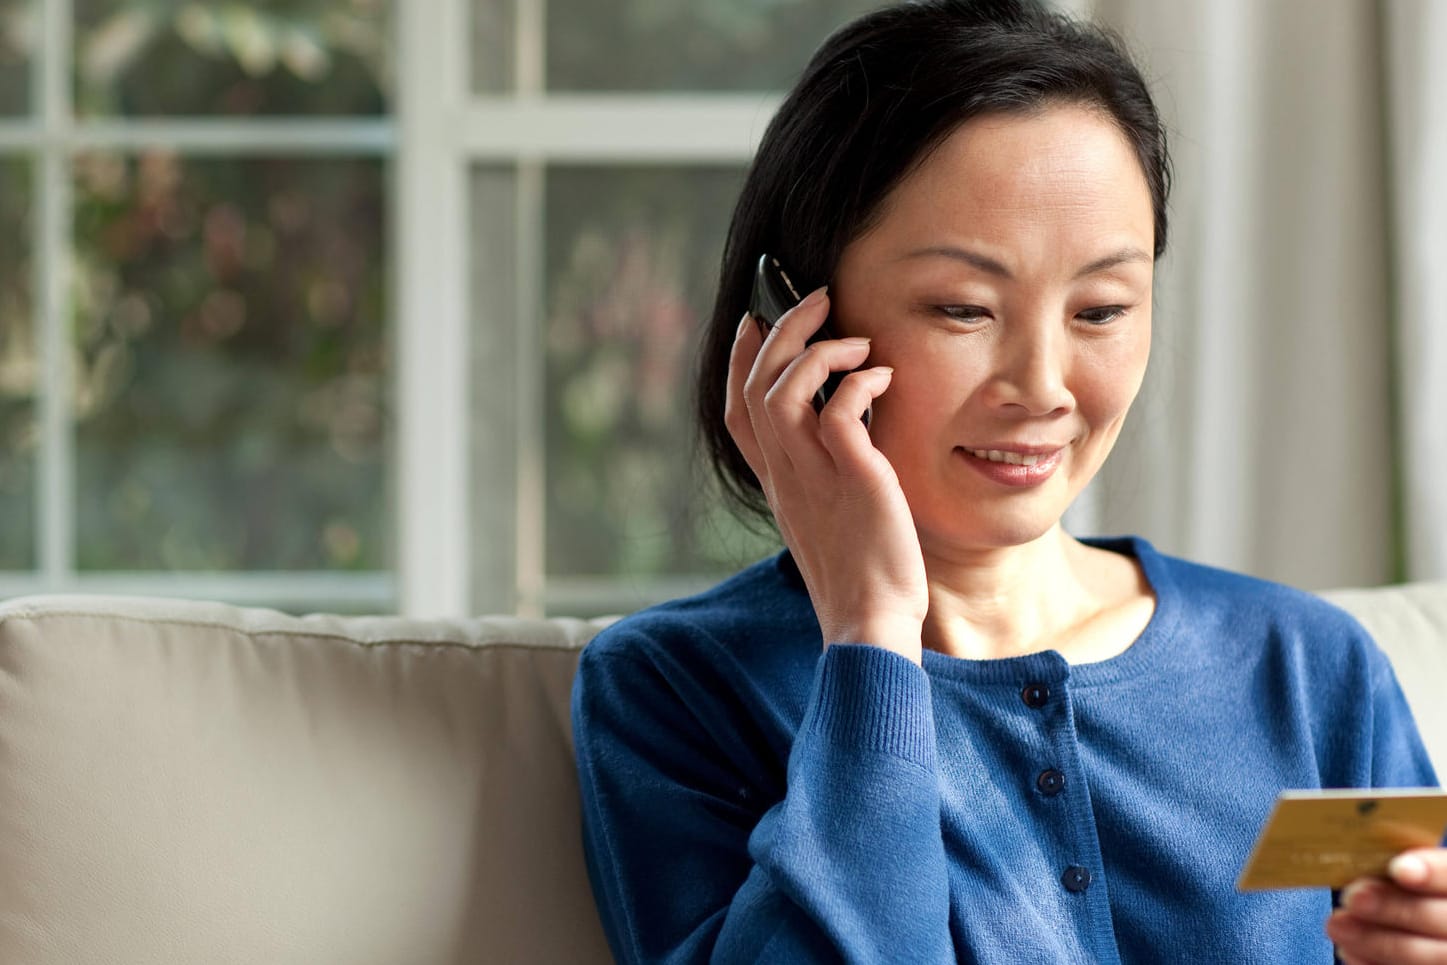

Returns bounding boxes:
[804,644,935,768]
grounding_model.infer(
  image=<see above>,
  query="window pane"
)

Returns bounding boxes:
[545,0,883,91]
[73,153,389,571]
[469,0,513,93]
[0,0,32,115]
[73,1,391,117]
[0,156,34,568]
[544,165,777,580]
[468,165,520,611]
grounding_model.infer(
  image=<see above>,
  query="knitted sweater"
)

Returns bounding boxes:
[571,537,1437,963]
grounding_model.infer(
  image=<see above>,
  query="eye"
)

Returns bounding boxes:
[1077,305,1128,326]
[935,305,992,323]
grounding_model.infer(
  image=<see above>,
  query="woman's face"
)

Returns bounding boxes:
[831,103,1155,558]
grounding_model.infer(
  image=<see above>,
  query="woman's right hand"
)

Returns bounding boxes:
[725,286,929,664]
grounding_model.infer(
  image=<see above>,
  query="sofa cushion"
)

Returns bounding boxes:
[0,595,613,965]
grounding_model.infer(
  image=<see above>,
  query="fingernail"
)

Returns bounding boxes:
[742,310,770,339]
[840,336,870,346]
[800,285,828,308]
[874,366,894,375]
[1389,852,1429,885]
[1340,881,1375,913]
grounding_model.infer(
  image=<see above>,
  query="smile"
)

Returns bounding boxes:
[962,448,1056,467]
[956,446,1066,488]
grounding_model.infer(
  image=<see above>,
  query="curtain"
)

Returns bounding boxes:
[1062,0,1446,589]
[1383,0,1447,581]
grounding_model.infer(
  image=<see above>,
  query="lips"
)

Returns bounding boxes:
[956,445,1066,487]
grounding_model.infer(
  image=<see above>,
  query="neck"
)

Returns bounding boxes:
[919,526,1104,661]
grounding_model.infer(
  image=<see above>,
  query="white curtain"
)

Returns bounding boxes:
[1061,0,1447,589]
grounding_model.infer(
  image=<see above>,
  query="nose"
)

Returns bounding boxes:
[985,320,1074,417]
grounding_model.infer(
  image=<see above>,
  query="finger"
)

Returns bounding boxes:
[817,366,895,474]
[724,312,768,478]
[1340,878,1447,938]
[1389,849,1447,895]
[763,336,874,469]
[741,290,832,480]
[744,285,832,411]
[1327,909,1447,964]
[770,284,831,343]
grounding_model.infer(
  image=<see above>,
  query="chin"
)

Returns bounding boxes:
[918,507,1066,555]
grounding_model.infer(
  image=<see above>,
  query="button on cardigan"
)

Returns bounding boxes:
[571,537,1437,963]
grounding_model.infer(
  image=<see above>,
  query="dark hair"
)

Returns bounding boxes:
[695,0,1172,523]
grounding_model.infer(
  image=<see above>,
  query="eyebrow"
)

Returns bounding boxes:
[897,245,1152,280]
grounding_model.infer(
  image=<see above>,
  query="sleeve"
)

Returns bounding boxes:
[571,635,953,965]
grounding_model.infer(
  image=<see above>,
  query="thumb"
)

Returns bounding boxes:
[1388,848,1447,894]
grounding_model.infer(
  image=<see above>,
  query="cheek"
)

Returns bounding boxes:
[870,330,988,392]
[864,344,989,484]
[1077,344,1149,434]
[868,340,982,428]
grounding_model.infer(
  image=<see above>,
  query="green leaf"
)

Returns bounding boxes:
[219,4,275,77]
[81,7,159,83]
[174,4,224,58]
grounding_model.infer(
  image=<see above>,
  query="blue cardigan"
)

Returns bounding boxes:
[571,537,1437,963]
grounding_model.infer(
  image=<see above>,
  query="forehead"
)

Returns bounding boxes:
[861,104,1155,255]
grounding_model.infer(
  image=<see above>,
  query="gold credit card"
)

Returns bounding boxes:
[1237,788,1447,891]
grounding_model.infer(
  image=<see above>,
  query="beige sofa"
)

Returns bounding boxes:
[1,583,1444,965]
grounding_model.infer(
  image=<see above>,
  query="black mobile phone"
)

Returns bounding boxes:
[748,253,868,424]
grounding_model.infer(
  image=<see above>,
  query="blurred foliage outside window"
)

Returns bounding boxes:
[543,166,778,583]
[74,0,389,116]
[72,154,387,571]
[73,1,390,573]
[0,0,29,113]
[543,0,885,92]
[0,158,34,570]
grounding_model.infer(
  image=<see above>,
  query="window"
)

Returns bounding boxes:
[5,0,391,612]
[5,0,878,618]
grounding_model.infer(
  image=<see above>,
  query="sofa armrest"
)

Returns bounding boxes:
[1323,581,1447,779]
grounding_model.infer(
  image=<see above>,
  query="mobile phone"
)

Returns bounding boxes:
[748,253,869,424]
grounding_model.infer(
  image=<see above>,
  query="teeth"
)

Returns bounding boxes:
[967,448,1043,467]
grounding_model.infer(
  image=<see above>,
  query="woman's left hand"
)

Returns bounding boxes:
[1327,848,1447,963]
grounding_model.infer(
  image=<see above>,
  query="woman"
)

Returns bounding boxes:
[571,2,1445,961]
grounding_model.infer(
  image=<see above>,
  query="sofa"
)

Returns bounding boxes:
[1,582,1444,964]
